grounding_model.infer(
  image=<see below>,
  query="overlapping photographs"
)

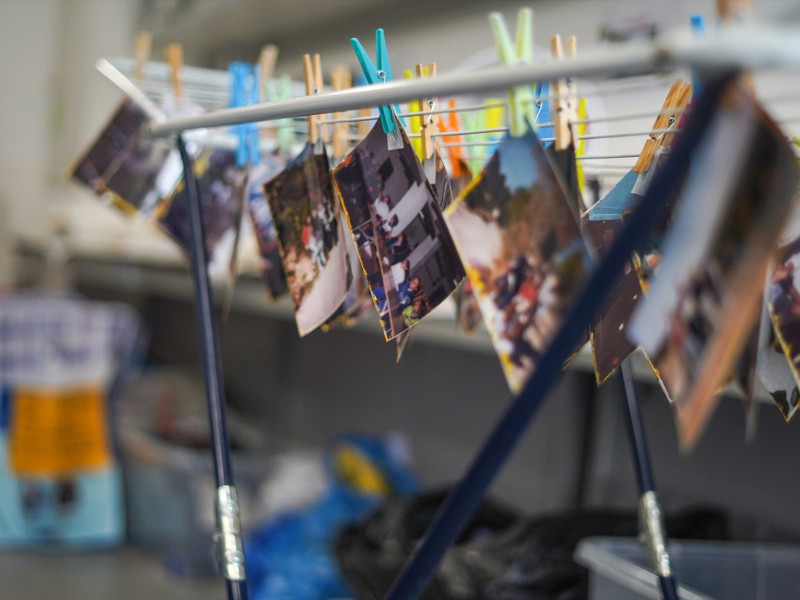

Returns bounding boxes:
[757,300,800,420]
[69,100,180,216]
[246,155,289,300]
[628,83,799,447]
[156,149,248,278]
[264,143,349,336]
[333,120,465,340]
[445,129,591,394]
[766,195,800,407]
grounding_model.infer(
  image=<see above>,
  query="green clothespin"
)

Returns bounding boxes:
[266,75,295,154]
[350,28,404,134]
[489,8,537,137]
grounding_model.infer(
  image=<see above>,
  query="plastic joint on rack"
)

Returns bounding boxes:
[214,485,247,581]
[637,491,672,578]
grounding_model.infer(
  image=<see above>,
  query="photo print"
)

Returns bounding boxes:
[263,143,349,336]
[757,300,800,420]
[628,83,799,448]
[70,100,180,215]
[246,154,290,300]
[156,149,248,280]
[445,128,592,394]
[333,119,465,340]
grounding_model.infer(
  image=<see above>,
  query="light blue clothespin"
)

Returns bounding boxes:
[535,81,553,140]
[350,29,404,134]
[229,62,259,167]
[489,8,537,137]
[690,15,706,99]
[266,75,296,154]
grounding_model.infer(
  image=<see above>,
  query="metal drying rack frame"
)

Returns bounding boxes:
[96,20,800,600]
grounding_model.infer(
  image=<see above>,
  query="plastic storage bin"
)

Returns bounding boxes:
[575,537,800,600]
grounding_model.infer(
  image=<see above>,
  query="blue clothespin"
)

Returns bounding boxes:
[229,62,259,167]
[350,29,404,134]
[690,15,706,99]
[535,81,553,141]
[489,8,536,137]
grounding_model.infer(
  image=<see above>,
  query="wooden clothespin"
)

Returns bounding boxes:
[489,8,536,137]
[133,32,152,84]
[550,34,571,150]
[302,53,327,145]
[417,63,439,161]
[716,0,752,22]
[350,29,404,134]
[633,79,692,174]
[330,66,352,160]
[164,43,184,103]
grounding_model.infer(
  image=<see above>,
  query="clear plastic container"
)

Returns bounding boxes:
[574,537,800,600]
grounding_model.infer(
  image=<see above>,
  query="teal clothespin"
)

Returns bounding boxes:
[690,15,706,99]
[266,75,296,154]
[350,28,404,134]
[489,8,537,137]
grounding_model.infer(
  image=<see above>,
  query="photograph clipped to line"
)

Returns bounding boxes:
[246,154,290,300]
[264,143,349,336]
[156,149,248,281]
[756,301,800,420]
[333,119,465,340]
[444,128,592,394]
[628,83,799,448]
[69,100,180,216]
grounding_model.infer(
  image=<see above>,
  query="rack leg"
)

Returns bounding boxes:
[177,137,248,600]
[618,359,679,600]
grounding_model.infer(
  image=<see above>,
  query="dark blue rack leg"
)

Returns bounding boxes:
[177,136,248,600]
[619,360,679,600]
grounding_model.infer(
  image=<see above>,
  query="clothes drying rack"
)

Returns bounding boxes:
[96,21,800,600]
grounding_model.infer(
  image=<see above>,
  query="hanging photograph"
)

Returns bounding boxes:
[627,84,799,447]
[156,149,248,279]
[757,302,800,420]
[246,154,289,300]
[264,143,349,336]
[70,100,180,214]
[444,128,591,394]
[333,120,465,340]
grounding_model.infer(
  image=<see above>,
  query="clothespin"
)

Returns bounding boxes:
[534,81,553,139]
[417,63,438,161]
[258,44,279,103]
[489,8,536,137]
[133,32,152,84]
[633,79,692,174]
[716,0,752,23]
[229,62,259,167]
[266,75,295,154]
[302,53,328,145]
[566,36,589,198]
[350,29,404,134]
[550,34,572,150]
[404,68,424,159]
[164,43,184,104]
[689,16,706,97]
[441,99,467,178]
[330,65,352,160]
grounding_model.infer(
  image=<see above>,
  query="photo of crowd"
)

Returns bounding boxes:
[263,143,348,336]
[334,120,464,340]
[444,129,591,394]
[246,156,289,300]
[157,149,248,279]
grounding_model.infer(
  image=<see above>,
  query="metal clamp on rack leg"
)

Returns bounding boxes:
[214,485,247,581]
[637,490,672,579]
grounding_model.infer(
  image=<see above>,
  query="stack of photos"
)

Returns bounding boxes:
[628,83,799,448]
[766,193,800,412]
[70,100,180,216]
[263,143,349,336]
[156,150,247,279]
[333,120,465,341]
[444,129,592,394]
[246,154,290,300]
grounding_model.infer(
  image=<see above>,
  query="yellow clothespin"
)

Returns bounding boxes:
[489,8,536,137]
[550,34,571,150]
[164,43,184,104]
[302,53,328,145]
[404,68,423,159]
[566,36,589,196]
[330,66,352,160]
[418,63,438,161]
[633,79,692,174]
[134,32,152,84]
